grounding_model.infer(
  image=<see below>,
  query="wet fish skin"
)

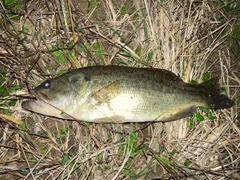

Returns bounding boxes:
[22,66,233,123]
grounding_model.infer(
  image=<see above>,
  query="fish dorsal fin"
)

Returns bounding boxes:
[158,69,183,82]
[91,80,122,104]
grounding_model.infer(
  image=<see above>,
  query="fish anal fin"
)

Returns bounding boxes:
[159,106,196,122]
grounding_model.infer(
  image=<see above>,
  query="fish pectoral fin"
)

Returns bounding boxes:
[91,80,122,104]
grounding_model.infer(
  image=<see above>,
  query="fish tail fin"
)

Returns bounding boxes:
[200,77,233,109]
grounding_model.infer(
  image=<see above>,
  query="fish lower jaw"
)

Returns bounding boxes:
[22,99,67,119]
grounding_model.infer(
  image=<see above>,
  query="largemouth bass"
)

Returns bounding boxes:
[22,66,233,123]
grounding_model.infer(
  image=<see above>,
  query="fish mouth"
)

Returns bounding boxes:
[36,92,51,103]
[22,92,51,111]
[22,93,64,118]
[22,98,48,111]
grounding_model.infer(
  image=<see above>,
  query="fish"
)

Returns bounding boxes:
[22,66,233,123]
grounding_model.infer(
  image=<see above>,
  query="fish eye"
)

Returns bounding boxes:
[43,80,51,89]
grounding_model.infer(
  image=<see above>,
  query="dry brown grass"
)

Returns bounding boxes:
[0,0,239,179]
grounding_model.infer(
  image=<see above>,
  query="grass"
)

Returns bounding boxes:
[0,0,239,179]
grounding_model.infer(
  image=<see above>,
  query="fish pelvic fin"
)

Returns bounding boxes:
[200,77,233,109]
